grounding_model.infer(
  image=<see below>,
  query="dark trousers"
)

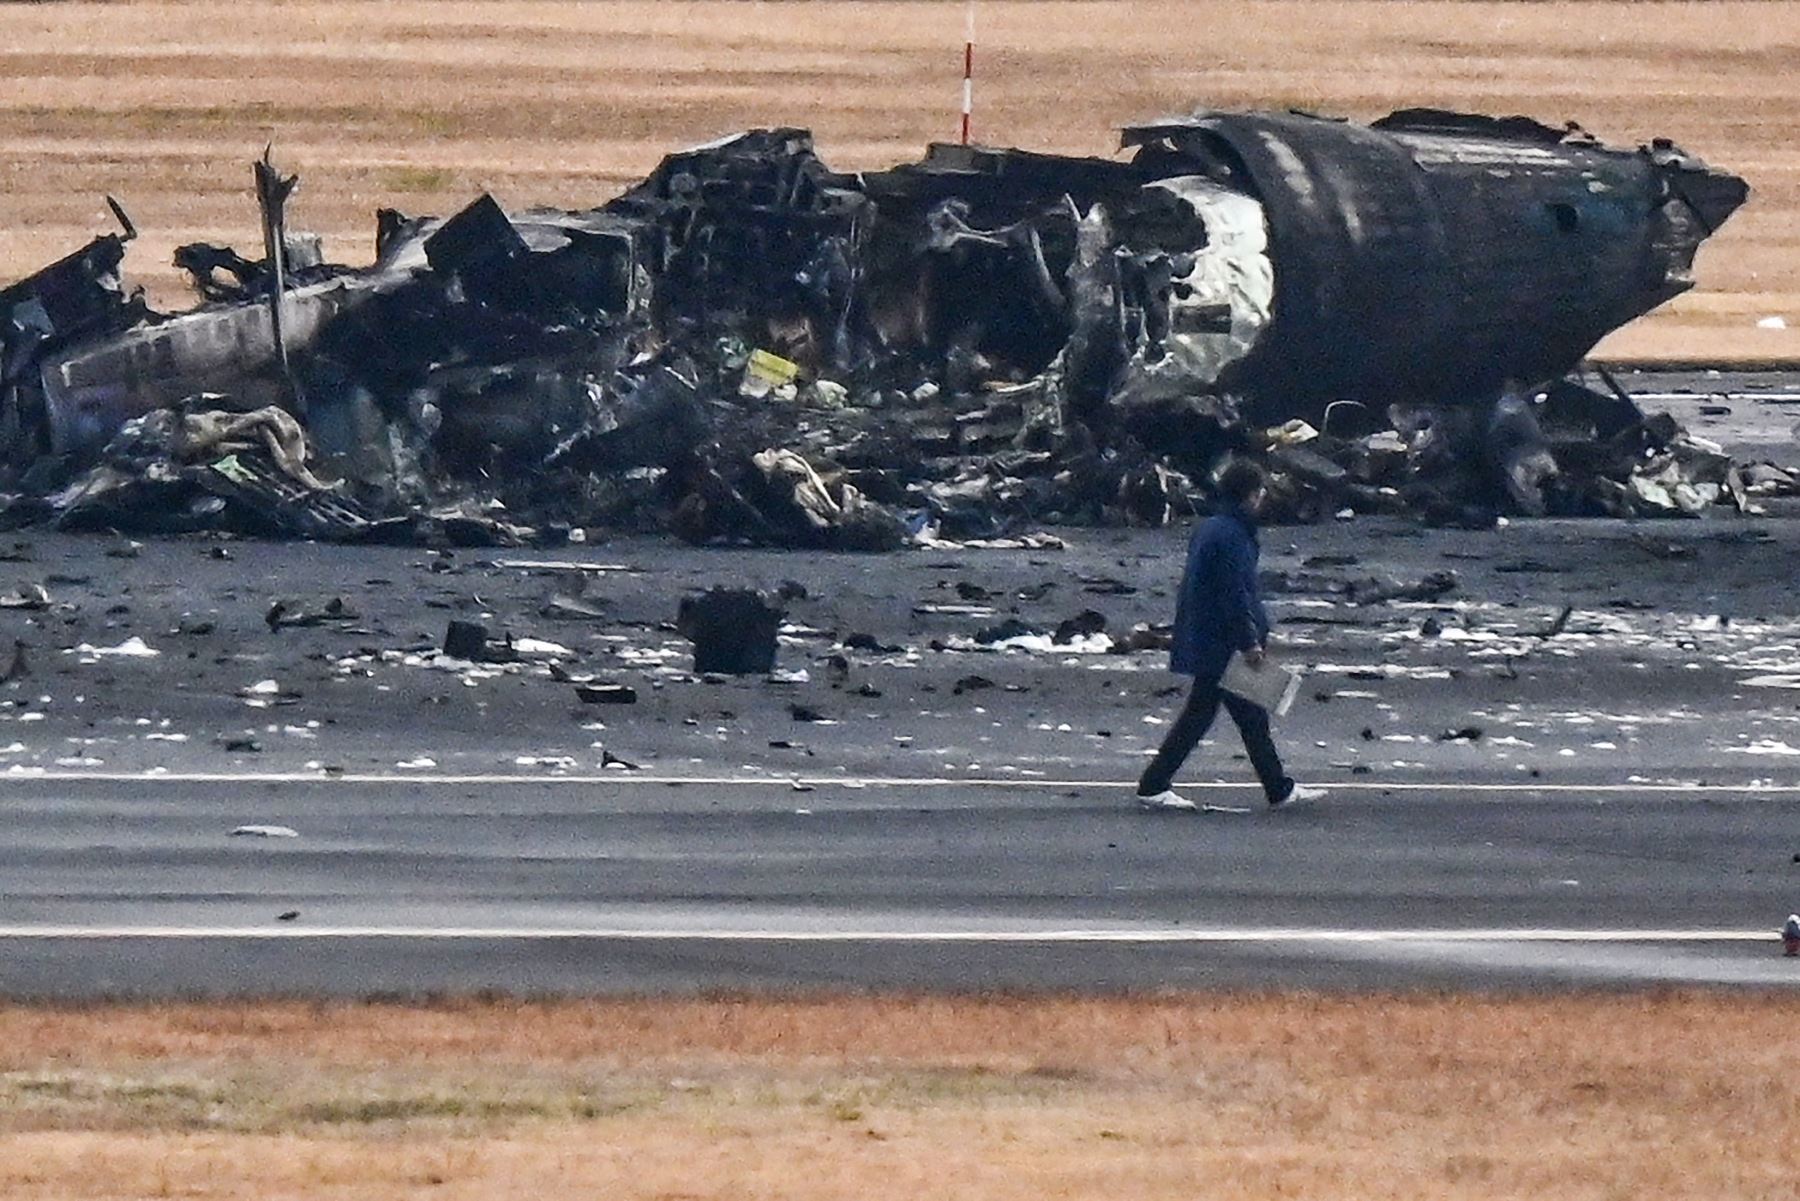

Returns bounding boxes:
[1137,674,1290,800]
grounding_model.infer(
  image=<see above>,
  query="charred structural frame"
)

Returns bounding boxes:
[0,106,1754,542]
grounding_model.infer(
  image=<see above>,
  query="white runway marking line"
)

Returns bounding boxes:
[0,927,1776,943]
[2,770,1799,794]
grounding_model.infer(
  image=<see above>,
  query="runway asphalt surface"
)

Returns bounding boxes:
[2,771,1796,994]
[3,372,1799,994]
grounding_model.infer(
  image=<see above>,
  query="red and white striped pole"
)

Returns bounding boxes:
[960,1,974,145]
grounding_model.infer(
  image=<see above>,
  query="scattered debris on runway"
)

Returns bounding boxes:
[229,824,299,838]
[0,107,1775,547]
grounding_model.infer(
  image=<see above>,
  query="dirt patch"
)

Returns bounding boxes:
[0,994,1795,1198]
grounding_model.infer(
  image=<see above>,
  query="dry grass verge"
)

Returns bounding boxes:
[0,993,1795,1199]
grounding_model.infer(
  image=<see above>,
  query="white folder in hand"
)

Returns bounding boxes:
[1220,651,1303,717]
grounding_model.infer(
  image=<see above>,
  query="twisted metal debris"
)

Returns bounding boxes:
[0,107,1771,547]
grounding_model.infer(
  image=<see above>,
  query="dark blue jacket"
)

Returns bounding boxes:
[1170,506,1269,678]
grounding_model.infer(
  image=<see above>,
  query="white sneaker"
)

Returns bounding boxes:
[1271,783,1326,808]
[1137,790,1198,812]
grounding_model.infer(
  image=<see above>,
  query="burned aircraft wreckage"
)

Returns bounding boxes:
[0,107,1767,547]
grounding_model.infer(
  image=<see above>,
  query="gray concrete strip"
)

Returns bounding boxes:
[0,936,1792,998]
[0,926,1775,942]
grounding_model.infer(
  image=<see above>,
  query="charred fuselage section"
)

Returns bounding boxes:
[0,107,1757,545]
[1120,109,1748,421]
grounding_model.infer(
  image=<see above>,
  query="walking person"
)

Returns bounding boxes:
[1136,459,1321,811]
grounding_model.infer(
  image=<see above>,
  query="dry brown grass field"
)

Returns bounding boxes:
[1,994,1796,1200]
[0,1,1797,361]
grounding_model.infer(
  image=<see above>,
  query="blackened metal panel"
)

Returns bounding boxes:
[1233,113,1450,413]
[1387,126,1666,398]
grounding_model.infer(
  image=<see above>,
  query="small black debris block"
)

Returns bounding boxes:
[442,619,489,661]
[575,683,638,705]
[676,587,783,675]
